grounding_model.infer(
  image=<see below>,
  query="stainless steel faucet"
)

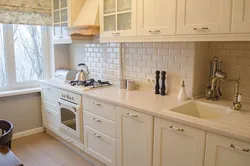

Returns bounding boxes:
[232,75,242,110]
[206,57,227,101]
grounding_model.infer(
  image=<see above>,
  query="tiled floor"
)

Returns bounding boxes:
[12,132,93,166]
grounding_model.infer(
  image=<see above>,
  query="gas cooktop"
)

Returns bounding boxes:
[68,79,112,89]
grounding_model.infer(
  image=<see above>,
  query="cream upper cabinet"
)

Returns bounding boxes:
[100,0,137,38]
[232,0,250,33]
[137,0,177,36]
[52,0,85,42]
[177,0,232,35]
[116,106,153,166]
[153,118,206,166]
[204,133,250,166]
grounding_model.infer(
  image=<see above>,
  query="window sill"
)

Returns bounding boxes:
[0,87,41,98]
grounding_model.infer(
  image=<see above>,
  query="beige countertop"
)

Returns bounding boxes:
[40,80,250,143]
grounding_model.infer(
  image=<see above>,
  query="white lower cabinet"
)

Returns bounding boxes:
[116,106,153,166]
[204,132,250,166]
[42,106,59,134]
[84,126,116,166]
[153,118,206,166]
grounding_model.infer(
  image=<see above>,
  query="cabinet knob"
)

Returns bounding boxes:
[230,144,249,152]
[170,126,184,132]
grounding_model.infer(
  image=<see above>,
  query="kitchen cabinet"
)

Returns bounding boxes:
[41,84,60,135]
[153,118,206,166]
[204,132,250,166]
[52,0,85,43]
[41,85,58,108]
[232,0,250,33]
[42,106,59,134]
[177,0,232,35]
[116,106,153,166]
[137,0,176,36]
[100,0,137,38]
[83,97,117,166]
[84,126,116,166]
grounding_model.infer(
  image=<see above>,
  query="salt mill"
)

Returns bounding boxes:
[161,71,166,96]
[155,70,160,94]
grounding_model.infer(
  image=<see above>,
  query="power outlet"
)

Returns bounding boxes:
[146,76,156,87]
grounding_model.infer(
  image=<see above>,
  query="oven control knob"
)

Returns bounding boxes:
[67,95,69,99]
[72,97,74,101]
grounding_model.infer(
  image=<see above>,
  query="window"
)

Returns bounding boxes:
[0,24,49,91]
[0,25,7,88]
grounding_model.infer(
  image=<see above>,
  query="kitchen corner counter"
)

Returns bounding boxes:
[40,80,250,143]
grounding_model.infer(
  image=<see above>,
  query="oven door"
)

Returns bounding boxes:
[57,98,81,140]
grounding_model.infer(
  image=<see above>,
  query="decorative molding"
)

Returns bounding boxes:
[13,127,45,139]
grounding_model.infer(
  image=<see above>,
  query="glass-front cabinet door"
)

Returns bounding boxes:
[101,0,136,38]
[52,0,69,40]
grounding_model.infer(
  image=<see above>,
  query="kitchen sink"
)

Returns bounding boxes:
[169,101,232,119]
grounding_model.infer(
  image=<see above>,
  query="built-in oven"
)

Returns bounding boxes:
[57,90,82,141]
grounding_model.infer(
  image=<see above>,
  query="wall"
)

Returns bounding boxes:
[69,42,209,98]
[0,93,42,133]
[209,42,250,102]
[69,41,250,101]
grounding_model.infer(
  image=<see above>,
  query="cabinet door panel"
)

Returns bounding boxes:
[100,0,137,37]
[116,107,153,166]
[138,0,176,36]
[204,133,250,166]
[153,118,206,166]
[177,0,232,35]
[232,0,250,33]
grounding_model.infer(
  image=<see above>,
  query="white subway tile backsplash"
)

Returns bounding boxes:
[138,61,147,67]
[209,42,250,102]
[69,41,250,100]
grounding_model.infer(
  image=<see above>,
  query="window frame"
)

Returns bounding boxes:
[0,24,50,91]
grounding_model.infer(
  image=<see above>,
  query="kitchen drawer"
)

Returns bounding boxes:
[42,106,59,134]
[41,84,59,107]
[83,97,116,121]
[84,111,116,138]
[60,131,84,150]
[84,126,116,166]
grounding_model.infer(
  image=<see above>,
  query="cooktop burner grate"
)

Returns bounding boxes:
[69,79,112,88]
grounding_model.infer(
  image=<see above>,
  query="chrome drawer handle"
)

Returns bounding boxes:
[170,126,184,132]
[93,118,102,123]
[149,30,161,34]
[230,144,249,152]
[126,113,138,118]
[193,27,209,31]
[93,102,101,106]
[112,32,120,36]
[67,139,73,143]
[94,133,102,138]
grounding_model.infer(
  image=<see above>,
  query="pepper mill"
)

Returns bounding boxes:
[161,71,166,96]
[155,70,160,94]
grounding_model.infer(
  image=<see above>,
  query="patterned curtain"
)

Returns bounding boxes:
[0,0,51,26]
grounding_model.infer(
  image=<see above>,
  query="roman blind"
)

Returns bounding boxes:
[0,0,51,26]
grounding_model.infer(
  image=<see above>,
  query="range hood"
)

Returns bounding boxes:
[67,0,100,36]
